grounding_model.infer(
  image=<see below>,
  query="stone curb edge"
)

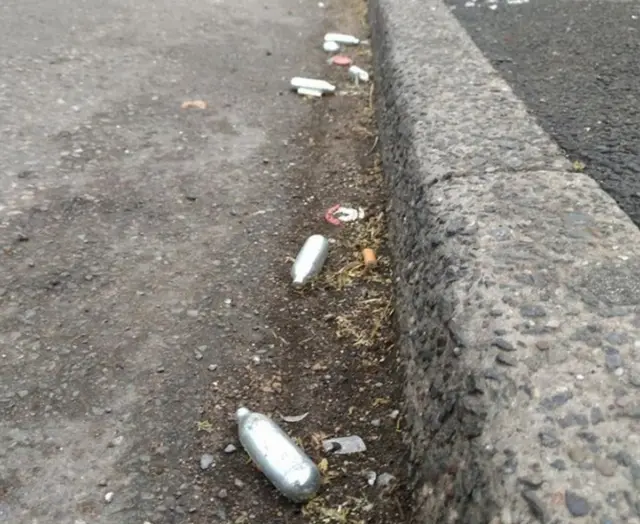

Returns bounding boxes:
[368,0,640,522]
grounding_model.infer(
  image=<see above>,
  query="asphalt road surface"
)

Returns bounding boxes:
[0,0,346,522]
[447,0,640,226]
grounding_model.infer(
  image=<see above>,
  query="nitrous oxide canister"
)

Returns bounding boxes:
[236,407,321,503]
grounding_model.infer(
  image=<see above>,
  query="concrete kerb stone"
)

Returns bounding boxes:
[368,0,640,523]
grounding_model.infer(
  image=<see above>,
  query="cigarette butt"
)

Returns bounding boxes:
[362,248,377,268]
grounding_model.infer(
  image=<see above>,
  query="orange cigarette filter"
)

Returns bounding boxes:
[362,248,377,268]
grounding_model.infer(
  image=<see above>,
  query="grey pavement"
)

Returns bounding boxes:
[0,0,332,523]
[447,0,640,227]
[370,0,640,523]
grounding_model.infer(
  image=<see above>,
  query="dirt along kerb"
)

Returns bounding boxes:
[369,0,640,522]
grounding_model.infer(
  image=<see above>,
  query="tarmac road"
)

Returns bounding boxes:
[447,0,640,226]
[0,0,340,522]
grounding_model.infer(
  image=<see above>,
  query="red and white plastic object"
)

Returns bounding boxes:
[324,205,365,226]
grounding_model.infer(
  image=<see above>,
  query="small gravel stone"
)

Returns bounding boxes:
[234,478,245,488]
[568,446,589,464]
[577,431,598,443]
[493,338,515,351]
[604,347,623,370]
[612,450,635,467]
[521,490,549,523]
[538,430,561,448]
[565,490,590,517]
[217,489,228,499]
[200,453,214,470]
[518,475,543,490]
[605,331,628,345]
[208,364,218,371]
[558,412,589,428]
[540,390,572,410]
[194,350,203,361]
[496,353,517,367]
[224,444,237,454]
[535,340,550,351]
[590,406,605,425]
[622,401,640,419]
[109,435,124,447]
[594,457,616,477]
[550,459,567,471]
[520,304,547,318]
[104,492,114,504]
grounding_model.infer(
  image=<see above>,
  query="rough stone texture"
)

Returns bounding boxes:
[369,0,640,522]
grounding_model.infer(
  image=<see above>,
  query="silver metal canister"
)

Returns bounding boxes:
[348,65,370,84]
[236,407,321,503]
[290,77,336,94]
[291,234,329,288]
[324,32,360,45]
[322,41,340,53]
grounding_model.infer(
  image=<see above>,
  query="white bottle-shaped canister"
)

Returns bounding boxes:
[236,407,321,502]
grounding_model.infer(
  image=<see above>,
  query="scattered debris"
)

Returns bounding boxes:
[180,100,208,110]
[362,248,377,268]
[318,458,329,475]
[290,77,336,95]
[281,412,309,423]
[104,492,114,504]
[200,453,215,470]
[297,87,324,98]
[329,55,353,67]
[234,478,245,488]
[224,444,237,454]
[322,435,367,455]
[324,205,365,226]
[365,470,377,486]
[324,32,360,45]
[291,235,329,288]
[197,420,214,433]
[303,495,372,523]
[376,472,396,488]
[236,407,321,502]
[323,40,341,53]
[349,65,370,84]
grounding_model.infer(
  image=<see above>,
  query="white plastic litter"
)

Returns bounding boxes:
[324,32,360,45]
[297,87,324,98]
[322,435,367,454]
[333,206,364,223]
[291,77,336,94]
[349,65,370,84]
[323,41,340,52]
